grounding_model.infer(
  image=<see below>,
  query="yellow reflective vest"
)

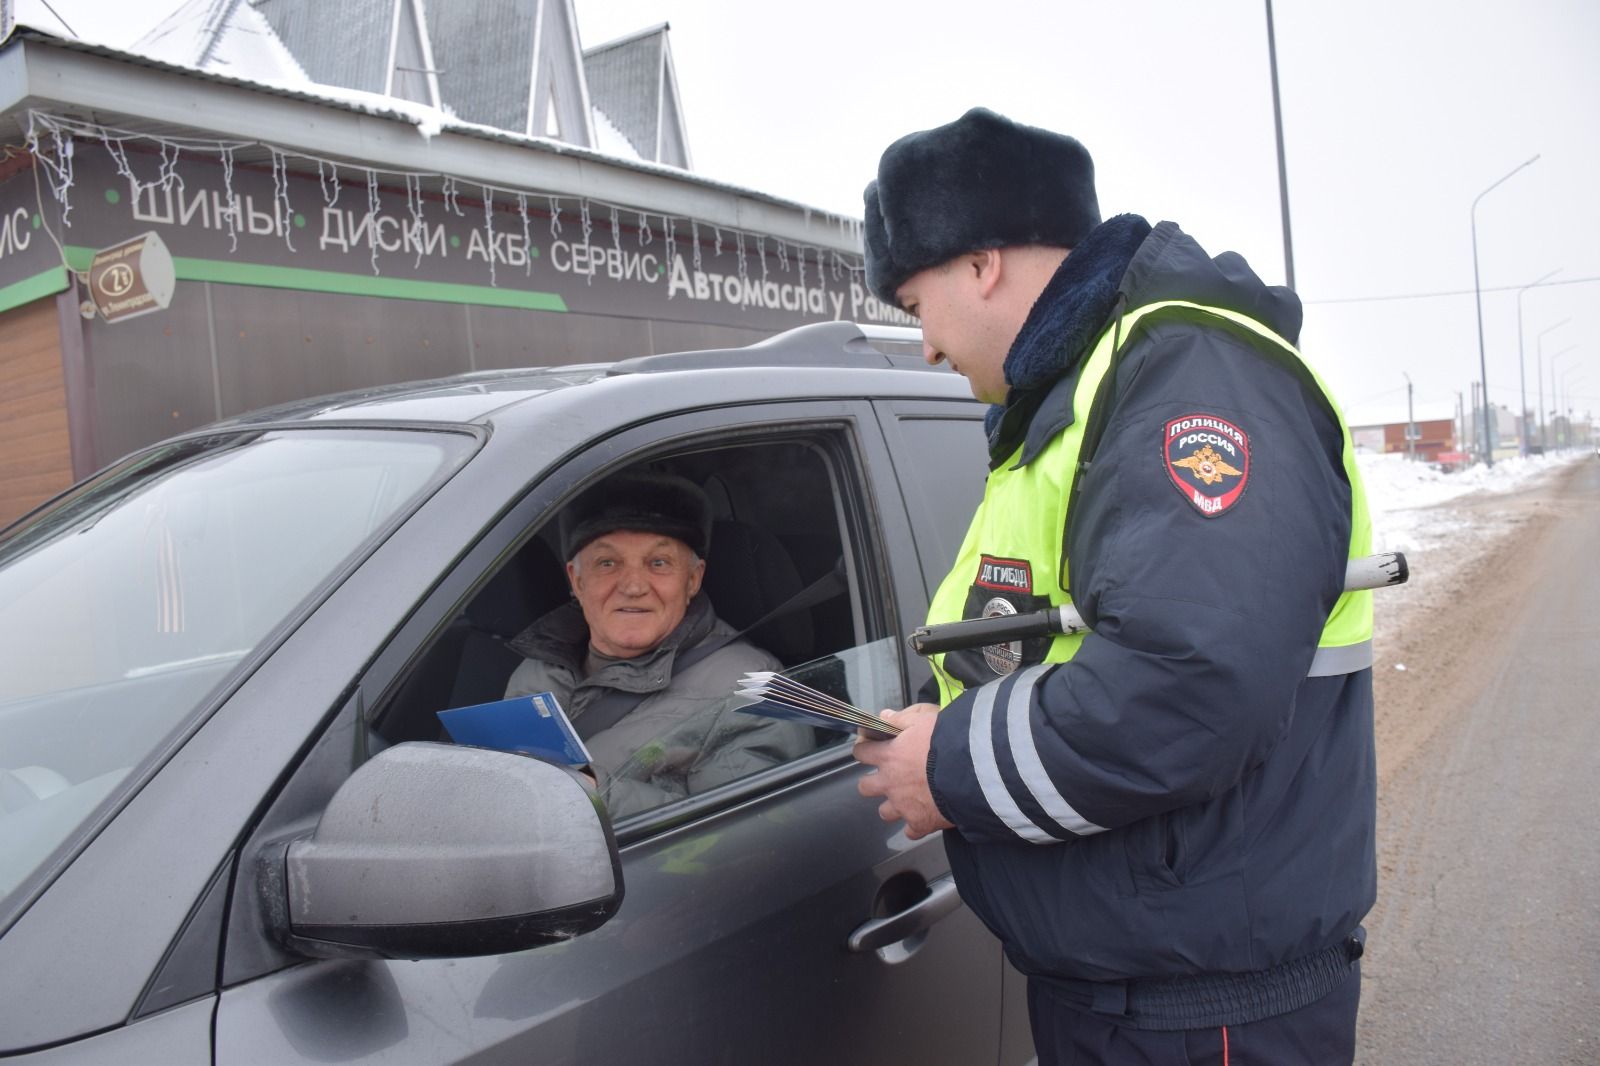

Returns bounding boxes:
[927,299,1373,706]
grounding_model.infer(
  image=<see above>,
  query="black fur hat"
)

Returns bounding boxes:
[560,471,711,561]
[863,108,1101,307]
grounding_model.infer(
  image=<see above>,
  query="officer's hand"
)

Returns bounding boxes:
[853,704,955,840]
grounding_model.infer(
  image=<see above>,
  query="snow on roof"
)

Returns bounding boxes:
[133,0,311,87]
[2,23,864,236]
[590,106,642,162]
[583,22,672,55]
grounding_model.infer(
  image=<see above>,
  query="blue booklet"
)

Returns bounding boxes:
[436,692,592,767]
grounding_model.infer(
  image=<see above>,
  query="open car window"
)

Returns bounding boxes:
[374,427,905,825]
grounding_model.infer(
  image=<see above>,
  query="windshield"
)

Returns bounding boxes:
[0,428,472,904]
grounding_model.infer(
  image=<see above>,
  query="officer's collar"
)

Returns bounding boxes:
[986,214,1152,468]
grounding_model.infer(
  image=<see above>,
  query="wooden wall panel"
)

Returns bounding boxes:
[0,298,72,528]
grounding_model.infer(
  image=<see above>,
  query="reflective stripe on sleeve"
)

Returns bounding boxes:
[968,675,1059,844]
[1308,639,1373,677]
[1004,664,1107,837]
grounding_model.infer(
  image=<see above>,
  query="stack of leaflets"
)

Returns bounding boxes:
[436,691,592,767]
[735,671,901,738]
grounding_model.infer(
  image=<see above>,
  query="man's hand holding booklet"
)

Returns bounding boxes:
[436,692,592,769]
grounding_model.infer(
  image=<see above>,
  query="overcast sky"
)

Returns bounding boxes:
[17,0,1600,425]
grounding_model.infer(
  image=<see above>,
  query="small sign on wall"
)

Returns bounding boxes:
[88,231,176,323]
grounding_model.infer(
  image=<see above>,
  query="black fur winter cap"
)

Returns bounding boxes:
[560,471,711,561]
[863,108,1101,307]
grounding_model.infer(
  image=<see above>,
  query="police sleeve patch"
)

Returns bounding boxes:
[1164,414,1250,518]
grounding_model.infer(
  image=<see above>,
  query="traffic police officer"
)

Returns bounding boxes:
[853,108,1376,1064]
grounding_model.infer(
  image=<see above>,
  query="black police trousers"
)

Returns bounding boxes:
[1028,963,1360,1065]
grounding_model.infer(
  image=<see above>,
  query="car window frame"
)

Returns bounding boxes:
[872,399,993,595]
[366,404,905,825]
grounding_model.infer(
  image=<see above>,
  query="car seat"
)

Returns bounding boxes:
[378,536,568,743]
[445,536,568,709]
[701,519,816,665]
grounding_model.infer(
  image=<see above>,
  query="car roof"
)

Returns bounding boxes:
[206,322,962,429]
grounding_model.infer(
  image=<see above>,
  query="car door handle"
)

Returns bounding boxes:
[847,875,963,953]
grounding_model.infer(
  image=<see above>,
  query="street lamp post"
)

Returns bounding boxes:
[1470,154,1540,467]
[1515,269,1560,455]
[1536,322,1571,451]
[1560,366,1586,449]
[1402,371,1415,460]
[1550,349,1579,449]
[1263,0,1296,291]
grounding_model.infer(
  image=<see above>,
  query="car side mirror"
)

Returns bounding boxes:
[279,742,622,960]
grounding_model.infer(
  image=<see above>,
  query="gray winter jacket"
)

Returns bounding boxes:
[504,593,813,818]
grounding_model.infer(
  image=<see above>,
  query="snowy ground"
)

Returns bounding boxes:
[1360,447,1592,686]
[1360,449,1592,558]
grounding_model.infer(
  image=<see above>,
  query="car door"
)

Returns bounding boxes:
[212,399,1006,1065]
[876,397,1040,1066]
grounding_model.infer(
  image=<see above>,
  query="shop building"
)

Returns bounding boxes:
[0,1,900,524]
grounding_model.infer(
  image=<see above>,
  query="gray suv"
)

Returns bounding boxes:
[0,322,1036,1064]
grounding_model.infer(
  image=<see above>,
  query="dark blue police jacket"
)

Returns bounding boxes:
[926,217,1377,1014]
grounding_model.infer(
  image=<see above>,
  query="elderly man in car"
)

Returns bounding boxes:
[504,470,811,818]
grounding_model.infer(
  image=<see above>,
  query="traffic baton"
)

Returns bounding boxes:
[907,551,1408,657]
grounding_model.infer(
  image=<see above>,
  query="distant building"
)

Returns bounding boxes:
[1347,402,1457,462]
[0,5,895,525]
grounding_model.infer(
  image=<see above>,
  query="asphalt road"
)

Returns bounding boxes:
[1356,457,1600,1063]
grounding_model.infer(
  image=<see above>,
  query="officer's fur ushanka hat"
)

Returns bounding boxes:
[560,471,711,561]
[863,107,1101,307]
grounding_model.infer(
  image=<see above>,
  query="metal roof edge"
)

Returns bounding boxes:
[0,28,864,253]
[582,22,671,57]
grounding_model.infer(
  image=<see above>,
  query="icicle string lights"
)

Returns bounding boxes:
[157,142,185,201]
[318,158,340,208]
[408,174,427,268]
[19,110,874,298]
[518,193,533,276]
[481,185,497,287]
[365,169,381,275]
[219,145,240,252]
[579,200,593,285]
[29,126,76,226]
[442,174,463,216]
[270,149,295,252]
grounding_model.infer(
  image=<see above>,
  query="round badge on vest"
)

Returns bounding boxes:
[980,597,1022,675]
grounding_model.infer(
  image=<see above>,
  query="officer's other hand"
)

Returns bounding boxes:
[853,704,955,840]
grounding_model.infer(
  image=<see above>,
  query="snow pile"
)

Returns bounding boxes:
[1360,449,1588,663]
[1360,450,1585,555]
